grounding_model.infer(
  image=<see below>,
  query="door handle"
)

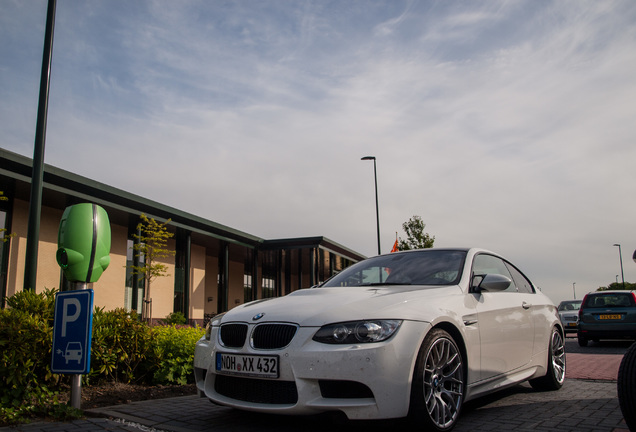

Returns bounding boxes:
[522,301,532,310]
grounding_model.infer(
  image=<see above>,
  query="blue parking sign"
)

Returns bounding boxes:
[51,290,94,374]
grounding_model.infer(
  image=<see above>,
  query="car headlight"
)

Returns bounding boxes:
[313,320,402,344]
[205,313,226,341]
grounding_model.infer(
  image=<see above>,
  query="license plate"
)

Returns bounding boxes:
[599,314,622,320]
[216,352,279,378]
[567,322,577,327]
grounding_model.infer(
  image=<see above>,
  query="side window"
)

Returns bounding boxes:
[505,263,535,294]
[472,254,517,293]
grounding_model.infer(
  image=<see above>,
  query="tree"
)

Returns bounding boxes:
[128,214,175,324]
[397,215,435,251]
[597,281,635,291]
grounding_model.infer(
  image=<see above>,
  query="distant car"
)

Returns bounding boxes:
[194,248,565,430]
[558,300,582,334]
[578,291,636,347]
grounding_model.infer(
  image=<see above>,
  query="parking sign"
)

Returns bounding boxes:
[51,289,94,374]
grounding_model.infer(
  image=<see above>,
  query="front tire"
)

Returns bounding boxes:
[530,326,566,391]
[617,342,636,431]
[409,328,465,431]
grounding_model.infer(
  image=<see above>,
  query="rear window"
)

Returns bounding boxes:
[558,301,581,311]
[583,293,635,308]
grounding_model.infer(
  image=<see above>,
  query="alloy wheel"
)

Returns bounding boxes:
[423,336,464,429]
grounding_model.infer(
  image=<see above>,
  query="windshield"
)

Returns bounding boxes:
[322,250,467,288]
[558,301,582,311]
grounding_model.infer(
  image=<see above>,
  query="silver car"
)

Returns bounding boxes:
[557,300,582,334]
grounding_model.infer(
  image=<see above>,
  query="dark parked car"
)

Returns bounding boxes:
[578,291,636,346]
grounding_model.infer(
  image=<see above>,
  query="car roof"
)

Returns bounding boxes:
[587,290,636,295]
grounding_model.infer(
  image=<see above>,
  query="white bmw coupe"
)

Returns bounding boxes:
[193,248,565,431]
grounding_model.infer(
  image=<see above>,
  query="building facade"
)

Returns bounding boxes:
[0,149,365,324]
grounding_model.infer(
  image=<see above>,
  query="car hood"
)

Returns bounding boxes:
[220,285,464,327]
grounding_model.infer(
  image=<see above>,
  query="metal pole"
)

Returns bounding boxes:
[70,375,81,409]
[70,281,88,409]
[24,0,57,291]
[572,282,576,299]
[614,244,625,289]
[372,159,380,255]
[361,156,381,255]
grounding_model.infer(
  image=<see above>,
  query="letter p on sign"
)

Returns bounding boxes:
[61,298,81,337]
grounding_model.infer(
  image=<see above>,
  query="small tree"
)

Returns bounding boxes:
[129,214,175,324]
[397,215,435,251]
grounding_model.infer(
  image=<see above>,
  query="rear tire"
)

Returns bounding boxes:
[617,342,636,431]
[578,335,588,347]
[409,328,465,431]
[530,327,565,391]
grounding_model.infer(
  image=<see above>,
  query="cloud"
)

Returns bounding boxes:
[1,0,636,304]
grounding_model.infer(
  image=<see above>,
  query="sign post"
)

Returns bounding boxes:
[52,203,110,409]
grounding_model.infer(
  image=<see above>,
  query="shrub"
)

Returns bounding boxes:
[0,289,80,425]
[4,287,56,324]
[90,308,153,384]
[0,289,204,424]
[150,325,205,385]
[160,311,187,325]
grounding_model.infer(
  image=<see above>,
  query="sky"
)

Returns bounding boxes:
[1,0,636,305]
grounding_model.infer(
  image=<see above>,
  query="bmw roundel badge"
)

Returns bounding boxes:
[253,313,265,321]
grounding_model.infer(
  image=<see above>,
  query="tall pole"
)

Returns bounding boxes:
[24,0,57,291]
[572,282,576,299]
[361,156,381,255]
[613,244,625,289]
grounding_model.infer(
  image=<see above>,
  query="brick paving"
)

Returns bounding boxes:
[1,353,629,432]
[567,353,623,381]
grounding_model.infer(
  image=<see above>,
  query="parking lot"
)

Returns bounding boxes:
[2,337,631,432]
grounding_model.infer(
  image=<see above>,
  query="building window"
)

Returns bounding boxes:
[262,277,275,298]
[125,239,144,312]
[244,274,252,303]
[0,209,10,306]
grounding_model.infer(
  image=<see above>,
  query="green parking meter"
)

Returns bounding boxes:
[55,203,110,409]
[56,203,111,283]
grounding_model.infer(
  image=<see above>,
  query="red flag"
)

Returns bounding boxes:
[390,238,398,253]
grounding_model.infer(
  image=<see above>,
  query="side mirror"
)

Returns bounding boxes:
[472,274,512,292]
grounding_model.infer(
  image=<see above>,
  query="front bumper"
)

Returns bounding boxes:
[193,320,431,420]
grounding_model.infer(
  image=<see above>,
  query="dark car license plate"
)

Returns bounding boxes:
[599,314,622,320]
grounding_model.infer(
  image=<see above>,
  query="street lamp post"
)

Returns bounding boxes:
[361,156,381,255]
[613,244,625,289]
[572,282,576,299]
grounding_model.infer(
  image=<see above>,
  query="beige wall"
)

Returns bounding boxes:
[6,200,63,295]
[189,243,206,321]
[6,199,29,296]
[143,238,176,320]
[92,223,127,311]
